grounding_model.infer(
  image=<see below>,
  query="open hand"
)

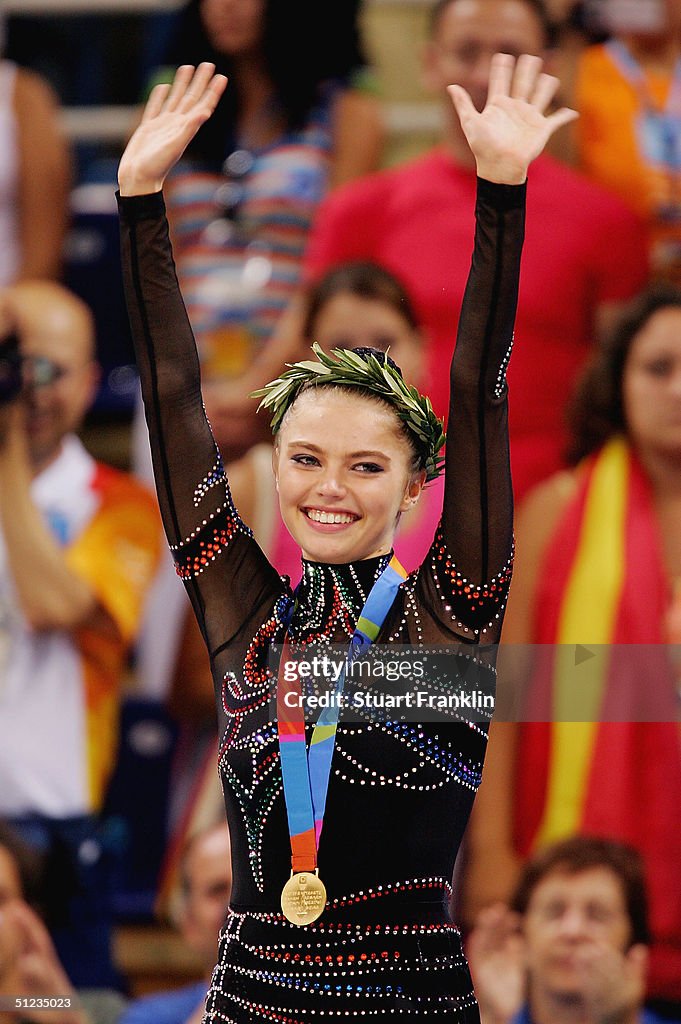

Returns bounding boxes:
[0,901,85,1024]
[118,63,227,196]
[448,53,577,185]
[467,903,525,1024]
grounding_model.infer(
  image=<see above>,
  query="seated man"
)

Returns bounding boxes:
[119,823,232,1024]
[467,835,678,1024]
[0,283,161,986]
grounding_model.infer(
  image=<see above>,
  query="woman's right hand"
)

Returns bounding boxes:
[118,63,227,197]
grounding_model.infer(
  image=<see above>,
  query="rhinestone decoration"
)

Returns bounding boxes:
[171,459,253,580]
[199,508,507,1019]
[333,723,483,793]
[430,527,513,638]
[194,450,229,507]
[204,880,478,1021]
[493,331,514,399]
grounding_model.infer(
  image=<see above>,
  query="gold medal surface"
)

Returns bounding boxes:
[281,871,327,926]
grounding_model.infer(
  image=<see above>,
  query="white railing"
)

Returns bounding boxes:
[4,0,426,9]
[3,0,184,12]
[58,101,440,144]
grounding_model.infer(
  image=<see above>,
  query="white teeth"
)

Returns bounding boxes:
[306,509,355,525]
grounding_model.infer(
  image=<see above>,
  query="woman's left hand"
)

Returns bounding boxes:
[118,63,227,196]
[448,53,577,185]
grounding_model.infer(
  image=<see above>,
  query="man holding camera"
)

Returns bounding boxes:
[0,282,160,986]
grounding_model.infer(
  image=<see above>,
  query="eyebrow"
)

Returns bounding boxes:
[286,441,391,461]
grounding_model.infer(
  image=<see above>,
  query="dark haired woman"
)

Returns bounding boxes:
[118,57,575,1021]
[131,0,385,698]
[154,0,384,460]
[467,285,681,1005]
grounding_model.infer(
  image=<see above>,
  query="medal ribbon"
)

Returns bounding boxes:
[277,555,407,873]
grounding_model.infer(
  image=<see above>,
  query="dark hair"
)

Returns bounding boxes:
[566,283,681,466]
[0,820,44,908]
[302,261,421,341]
[162,0,369,167]
[511,835,650,947]
[428,0,554,47]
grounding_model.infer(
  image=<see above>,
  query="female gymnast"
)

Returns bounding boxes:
[117,54,575,1021]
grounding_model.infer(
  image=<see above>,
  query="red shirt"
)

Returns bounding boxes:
[305,149,649,499]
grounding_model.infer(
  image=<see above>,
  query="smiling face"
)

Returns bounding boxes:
[622,306,681,460]
[523,867,633,1000]
[272,388,424,563]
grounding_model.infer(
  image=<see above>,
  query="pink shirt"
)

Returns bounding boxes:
[304,149,649,498]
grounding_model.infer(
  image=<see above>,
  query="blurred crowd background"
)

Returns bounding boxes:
[1,1,681,1022]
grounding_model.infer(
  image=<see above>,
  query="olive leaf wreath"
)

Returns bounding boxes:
[251,342,445,482]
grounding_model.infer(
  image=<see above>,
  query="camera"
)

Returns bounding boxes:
[0,333,22,406]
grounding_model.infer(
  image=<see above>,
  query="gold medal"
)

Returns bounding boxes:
[280,871,327,926]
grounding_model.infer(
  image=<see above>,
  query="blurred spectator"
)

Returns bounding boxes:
[0,902,90,1024]
[226,0,649,501]
[151,0,385,462]
[542,2,604,165]
[119,824,232,1024]
[574,0,681,282]
[0,14,71,284]
[0,822,128,1024]
[467,836,676,1024]
[466,285,681,1003]
[0,283,161,987]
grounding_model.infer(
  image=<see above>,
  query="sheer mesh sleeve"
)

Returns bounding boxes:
[417,178,525,644]
[118,191,283,656]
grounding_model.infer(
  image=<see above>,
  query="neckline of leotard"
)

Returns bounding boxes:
[293,553,393,633]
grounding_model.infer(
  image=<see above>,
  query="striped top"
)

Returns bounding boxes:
[167,88,339,380]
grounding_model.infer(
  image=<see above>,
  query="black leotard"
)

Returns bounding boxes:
[119,176,525,1021]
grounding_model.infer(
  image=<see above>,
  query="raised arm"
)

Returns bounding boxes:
[423,54,576,643]
[118,66,282,654]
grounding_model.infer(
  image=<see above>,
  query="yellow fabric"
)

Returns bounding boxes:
[66,472,161,809]
[535,438,630,845]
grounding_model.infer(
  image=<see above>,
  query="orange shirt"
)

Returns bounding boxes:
[0,438,161,816]
[576,42,681,278]
[67,461,162,809]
